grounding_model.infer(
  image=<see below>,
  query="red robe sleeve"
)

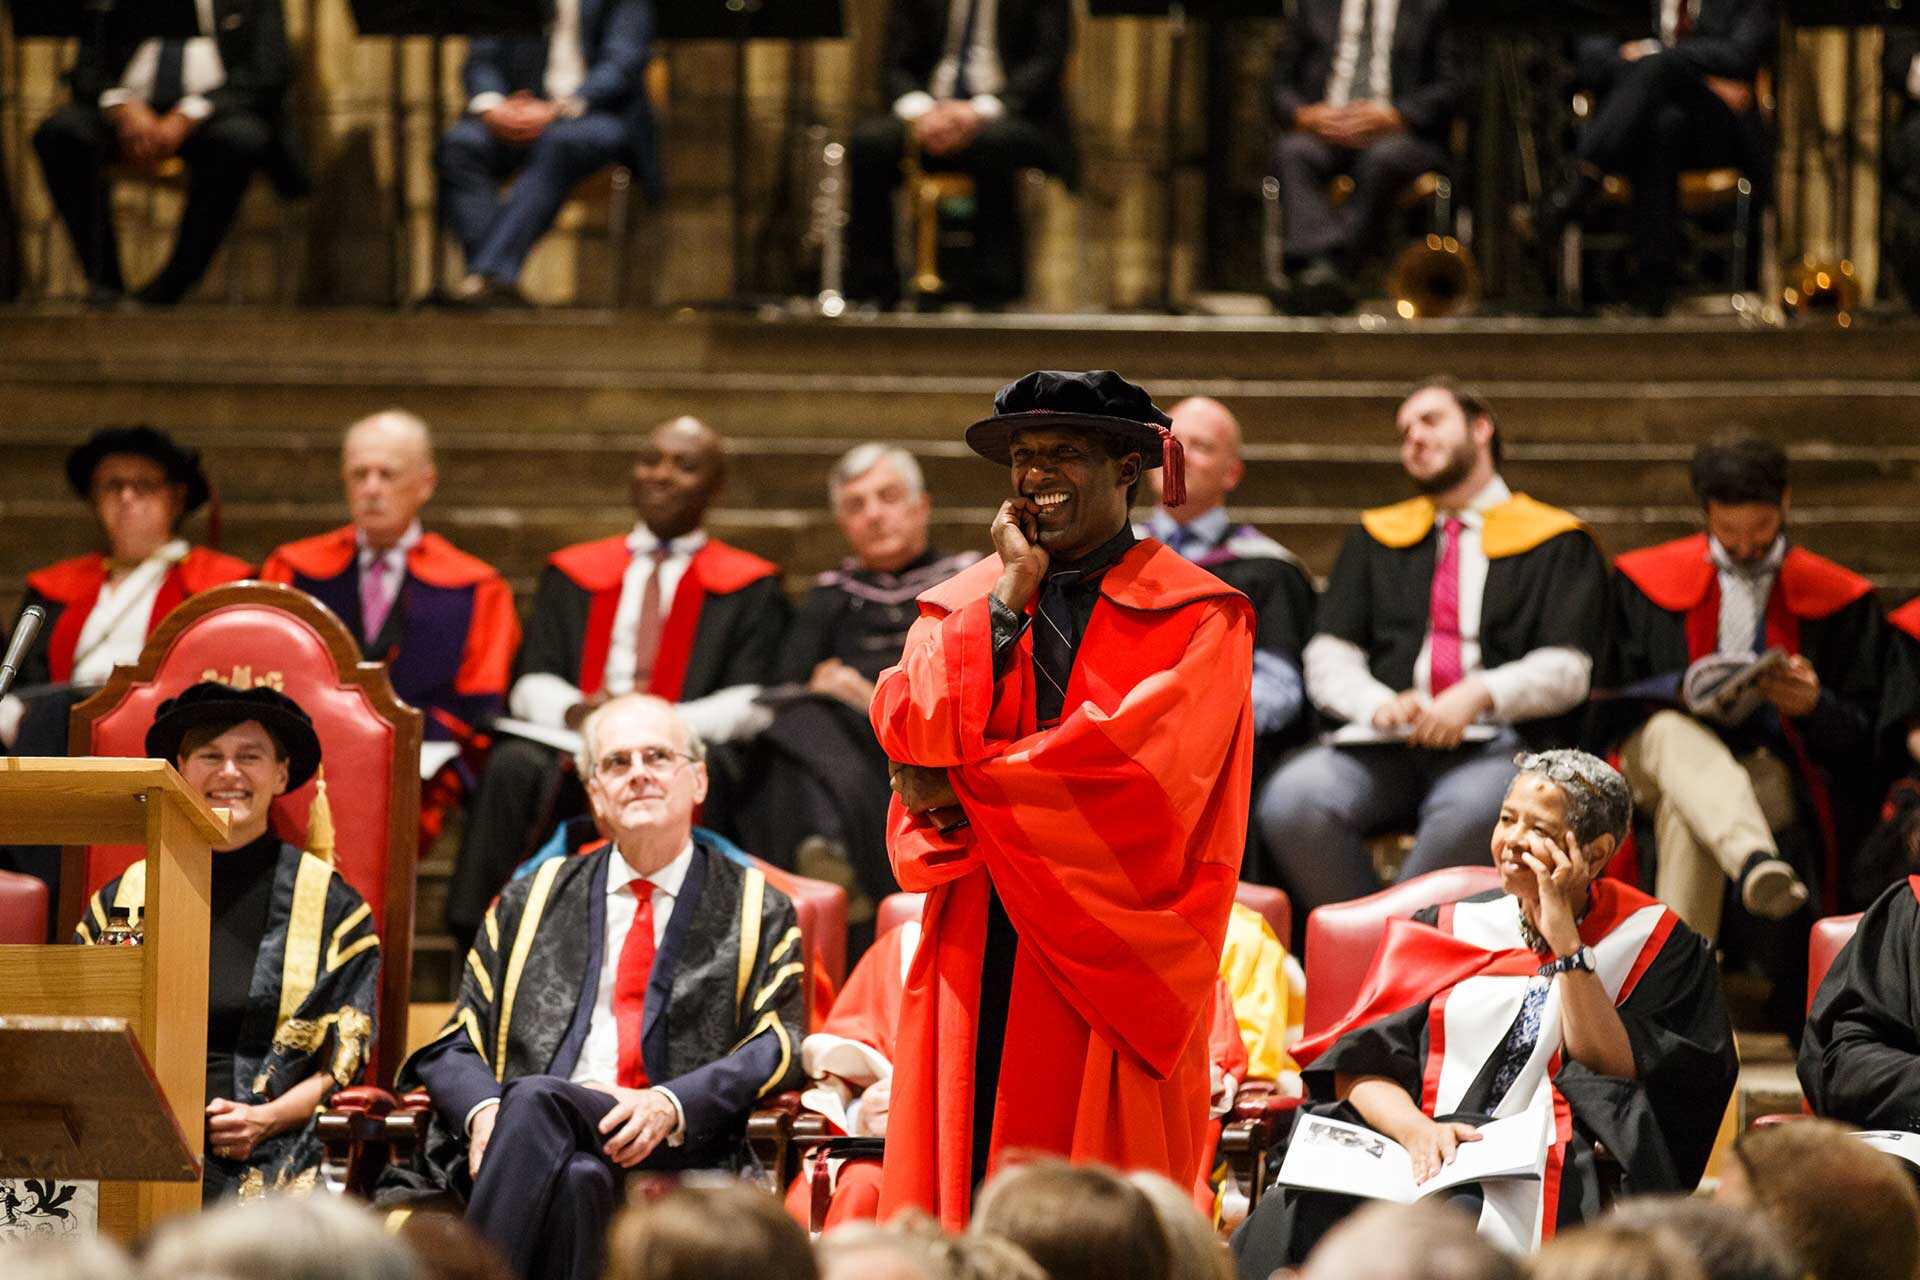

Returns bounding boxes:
[872,593,1254,1080]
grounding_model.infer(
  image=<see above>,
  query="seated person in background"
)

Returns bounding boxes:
[1256,380,1607,919]
[1884,31,1920,308]
[970,1160,1171,1280]
[719,444,974,942]
[1292,1202,1524,1280]
[445,417,789,953]
[260,411,520,834]
[846,0,1075,309]
[1716,1120,1920,1280]
[1799,872,1920,1129]
[436,0,657,307]
[393,694,805,1280]
[1233,750,1737,1272]
[78,683,379,1200]
[1531,0,1773,316]
[1268,0,1462,315]
[31,0,307,306]
[1600,437,1914,953]
[2,427,250,922]
[1139,396,1317,876]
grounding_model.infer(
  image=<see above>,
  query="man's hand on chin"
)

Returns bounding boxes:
[585,1083,679,1168]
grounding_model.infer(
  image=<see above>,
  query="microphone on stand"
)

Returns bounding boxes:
[0,605,47,702]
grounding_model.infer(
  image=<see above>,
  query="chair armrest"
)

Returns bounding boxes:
[317,1086,407,1197]
[1217,1081,1303,1227]
[744,1091,806,1195]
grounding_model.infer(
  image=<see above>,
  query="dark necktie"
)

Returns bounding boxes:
[151,39,188,114]
[1031,569,1082,727]
[951,0,982,99]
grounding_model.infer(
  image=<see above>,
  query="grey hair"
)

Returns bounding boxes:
[828,444,924,505]
[344,409,435,468]
[142,1193,418,1280]
[1515,749,1633,846]
[575,693,708,778]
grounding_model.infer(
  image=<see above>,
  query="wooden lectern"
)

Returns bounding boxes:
[0,758,223,1239]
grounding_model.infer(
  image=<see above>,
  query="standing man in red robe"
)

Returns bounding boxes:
[870,370,1256,1227]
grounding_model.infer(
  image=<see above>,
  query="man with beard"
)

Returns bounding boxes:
[871,370,1255,1225]
[444,417,789,953]
[717,445,974,950]
[1599,437,1917,949]
[1138,397,1317,879]
[1256,379,1608,920]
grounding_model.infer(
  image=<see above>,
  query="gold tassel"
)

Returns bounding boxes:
[307,767,335,863]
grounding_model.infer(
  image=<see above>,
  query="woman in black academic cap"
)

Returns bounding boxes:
[77,682,380,1201]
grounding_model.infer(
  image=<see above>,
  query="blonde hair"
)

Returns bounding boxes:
[605,1181,815,1280]
[971,1159,1170,1280]
[1125,1171,1232,1280]
[1531,1224,1707,1280]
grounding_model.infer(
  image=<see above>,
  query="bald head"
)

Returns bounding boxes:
[632,416,727,540]
[342,410,437,549]
[1158,396,1245,520]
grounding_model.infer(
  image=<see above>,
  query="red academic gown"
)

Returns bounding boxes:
[1894,598,1920,644]
[869,542,1255,1228]
[21,546,253,684]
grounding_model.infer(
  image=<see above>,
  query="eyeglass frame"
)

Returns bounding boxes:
[591,745,700,781]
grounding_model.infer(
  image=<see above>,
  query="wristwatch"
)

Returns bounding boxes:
[1542,945,1596,977]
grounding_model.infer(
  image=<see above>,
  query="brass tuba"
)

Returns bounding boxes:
[900,130,977,301]
[1387,232,1481,319]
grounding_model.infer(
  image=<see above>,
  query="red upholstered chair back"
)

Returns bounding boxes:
[752,859,849,994]
[1234,882,1292,950]
[1807,913,1862,1013]
[876,891,927,939]
[69,582,422,1086]
[1302,866,1504,1039]
[0,868,50,944]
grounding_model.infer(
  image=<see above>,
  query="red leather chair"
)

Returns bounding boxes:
[874,881,1293,957]
[69,581,422,1086]
[757,860,849,1006]
[1302,865,1504,1040]
[0,868,50,944]
[1807,913,1861,1012]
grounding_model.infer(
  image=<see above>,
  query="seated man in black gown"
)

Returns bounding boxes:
[1799,872,1920,1129]
[846,0,1075,308]
[1232,749,1735,1274]
[79,683,379,1200]
[31,0,307,306]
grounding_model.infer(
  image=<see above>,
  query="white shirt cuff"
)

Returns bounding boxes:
[175,94,213,121]
[894,91,937,121]
[100,88,137,111]
[652,1086,686,1147]
[675,684,772,745]
[970,94,1005,120]
[0,694,24,750]
[464,1096,501,1135]
[469,91,507,116]
[509,673,585,728]
[1304,633,1397,726]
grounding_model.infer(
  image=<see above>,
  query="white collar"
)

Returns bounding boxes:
[627,524,708,559]
[607,838,695,901]
[357,521,423,564]
[107,538,190,582]
[1437,474,1511,527]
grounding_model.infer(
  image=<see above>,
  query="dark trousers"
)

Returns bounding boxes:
[846,112,1053,305]
[468,1077,621,1280]
[436,113,626,284]
[1270,128,1447,266]
[33,105,272,301]
[1577,51,1762,276]
[447,736,578,953]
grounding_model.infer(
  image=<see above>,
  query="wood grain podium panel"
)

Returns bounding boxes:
[0,1016,197,1182]
[0,758,229,847]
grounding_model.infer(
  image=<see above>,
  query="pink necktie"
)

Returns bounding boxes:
[360,555,396,641]
[1428,516,1465,696]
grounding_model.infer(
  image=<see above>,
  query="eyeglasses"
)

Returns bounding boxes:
[594,746,696,780]
[92,477,171,500]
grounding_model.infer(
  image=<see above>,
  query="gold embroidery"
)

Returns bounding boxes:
[328,902,372,962]
[306,769,336,863]
[730,1009,793,1097]
[766,925,803,967]
[497,859,563,1075]
[484,908,500,953]
[199,666,285,692]
[329,933,379,970]
[465,950,495,1003]
[278,854,333,1026]
[262,1007,373,1087]
[753,962,806,1013]
[736,868,765,1012]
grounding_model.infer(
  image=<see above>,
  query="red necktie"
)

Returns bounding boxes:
[1428,515,1465,697]
[613,881,657,1088]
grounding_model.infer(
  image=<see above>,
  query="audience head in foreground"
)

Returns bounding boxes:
[0,1236,137,1280]
[1529,1222,1707,1280]
[1718,1118,1920,1280]
[143,1193,417,1280]
[605,1180,817,1280]
[1296,1202,1524,1280]
[818,1217,1047,1280]
[341,410,438,551]
[969,1159,1171,1280]
[830,444,932,574]
[1605,1195,1801,1280]
[1125,1170,1234,1280]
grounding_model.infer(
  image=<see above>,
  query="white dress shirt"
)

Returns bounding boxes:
[468,0,588,116]
[356,520,422,626]
[1305,476,1593,726]
[508,525,704,728]
[99,0,224,121]
[894,0,1008,122]
[466,841,693,1139]
[1327,0,1400,107]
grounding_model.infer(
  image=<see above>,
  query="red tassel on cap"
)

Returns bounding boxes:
[1156,425,1187,508]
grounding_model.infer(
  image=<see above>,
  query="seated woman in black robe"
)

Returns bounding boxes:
[1799,872,1920,1129]
[1233,749,1737,1275]
[76,682,380,1200]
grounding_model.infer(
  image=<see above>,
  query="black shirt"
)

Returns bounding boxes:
[205,832,282,1104]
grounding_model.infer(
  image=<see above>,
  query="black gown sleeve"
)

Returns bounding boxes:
[716,577,793,689]
[1800,882,1920,1130]
[514,564,587,685]
[1614,922,1740,1187]
[1314,527,1377,653]
[777,585,844,685]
